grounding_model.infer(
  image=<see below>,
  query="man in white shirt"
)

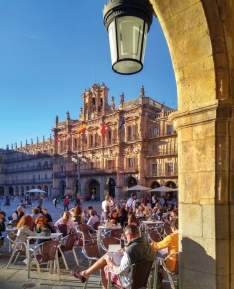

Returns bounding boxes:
[12,206,24,221]
[101,195,114,220]
[126,193,137,212]
[70,224,155,289]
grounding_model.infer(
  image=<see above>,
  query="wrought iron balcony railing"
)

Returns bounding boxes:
[54,166,139,179]
[4,164,53,174]
[143,170,178,178]
[4,178,53,185]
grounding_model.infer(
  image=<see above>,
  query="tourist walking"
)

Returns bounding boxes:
[63,195,69,211]
[53,196,57,208]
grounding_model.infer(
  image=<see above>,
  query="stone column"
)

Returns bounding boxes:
[170,99,234,289]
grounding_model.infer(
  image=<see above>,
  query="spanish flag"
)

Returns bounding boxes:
[78,123,86,134]
[100,123,106,135]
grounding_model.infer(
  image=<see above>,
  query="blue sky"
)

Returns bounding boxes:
[0,0,177,149]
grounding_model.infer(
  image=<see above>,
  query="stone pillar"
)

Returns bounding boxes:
[170,100,234,289]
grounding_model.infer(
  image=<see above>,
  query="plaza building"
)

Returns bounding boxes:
[52,83,177,201]
[0,139,54,198]
[0,83,177,201]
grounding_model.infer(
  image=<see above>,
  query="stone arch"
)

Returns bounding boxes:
[15,186,19,196]
[20,186,24,196]
[44,185,48,197]
[150,1,234,288]
[124,176,137,188]
[83,179,100,201]
[59,180,66,197]
[9,187,14,196]
[150,181,160,189]
[0,186,4,196]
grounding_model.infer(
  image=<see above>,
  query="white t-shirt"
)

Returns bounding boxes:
[102,199,114,212]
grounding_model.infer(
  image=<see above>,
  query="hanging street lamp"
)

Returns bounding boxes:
[103,0,154,75]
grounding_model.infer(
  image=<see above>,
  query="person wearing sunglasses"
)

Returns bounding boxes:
[34,215,53,244]
[70,224,155,289]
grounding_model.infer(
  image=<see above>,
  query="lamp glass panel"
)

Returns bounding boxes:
[108,21,117,65]
[141,23,148,64]
[116,16,145,60]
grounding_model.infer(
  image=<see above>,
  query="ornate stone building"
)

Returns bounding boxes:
[52,83,177,201]
[0,139,54,198]
[0,83,177,200]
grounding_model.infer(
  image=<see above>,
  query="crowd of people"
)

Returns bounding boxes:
[0,191,178,288]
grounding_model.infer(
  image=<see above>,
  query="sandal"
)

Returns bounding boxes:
[70,270,87,283]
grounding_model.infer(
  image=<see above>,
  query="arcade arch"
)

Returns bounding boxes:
[83,179,100,201]
[149,0,234,288]
[0,186,4,196]
[59,180,66,197]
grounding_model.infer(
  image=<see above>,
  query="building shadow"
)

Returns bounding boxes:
[179,237,216,289]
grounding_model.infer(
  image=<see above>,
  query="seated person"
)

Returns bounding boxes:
[86,210,99,231]
[116,208,128,228]
[151,218,178,272]
[31,207,42,221]
[109,209,118,225]
[54,211,75,234]
[70,224,156,289]
[70,205,84,223]
[11,206,25,221]
[0,211,6,247]
[34,215,53,242]
[42,208,53,223]
[127,212,139,227]
[15,215,37,250]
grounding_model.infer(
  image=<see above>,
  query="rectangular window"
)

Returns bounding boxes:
[153,127,158,136]
[38,174,40,180]
[38,162,41,169]
[45,174,47,180]
[167,162,174,174]
[152,164,157,175]
[45,161,48,168]
[129,158,134,168]
[128,126,133,140]
[108,160,113,169]
[167,125,173,135]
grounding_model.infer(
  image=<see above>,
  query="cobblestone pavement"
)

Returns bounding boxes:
[0,199,176,288]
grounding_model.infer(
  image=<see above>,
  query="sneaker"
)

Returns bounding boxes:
[23,259,37,266]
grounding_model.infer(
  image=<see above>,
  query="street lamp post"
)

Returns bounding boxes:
[72,151,87,197]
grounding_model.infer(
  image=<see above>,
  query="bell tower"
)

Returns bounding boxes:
[81,83,109,120]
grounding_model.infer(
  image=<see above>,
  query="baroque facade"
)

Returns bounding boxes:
[0,83,177,201]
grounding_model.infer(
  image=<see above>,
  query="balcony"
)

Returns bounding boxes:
[146,150,178,158]
[143,170,178,178]
[118,165,139,174]
[4,153,53,163]
[4,164,53,174]
[54,167,119,179]
[4,178,53,185]
[147,131,177,139]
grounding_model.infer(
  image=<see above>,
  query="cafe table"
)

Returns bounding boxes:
[141,220,164,242]
[5,226,18,252]
[26,232,62,277]
[97,224,122,256]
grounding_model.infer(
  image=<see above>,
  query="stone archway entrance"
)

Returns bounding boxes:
[149,0,234,288]
[84,179,100,201]
[59,180,66,197]
[0,186,4,197]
